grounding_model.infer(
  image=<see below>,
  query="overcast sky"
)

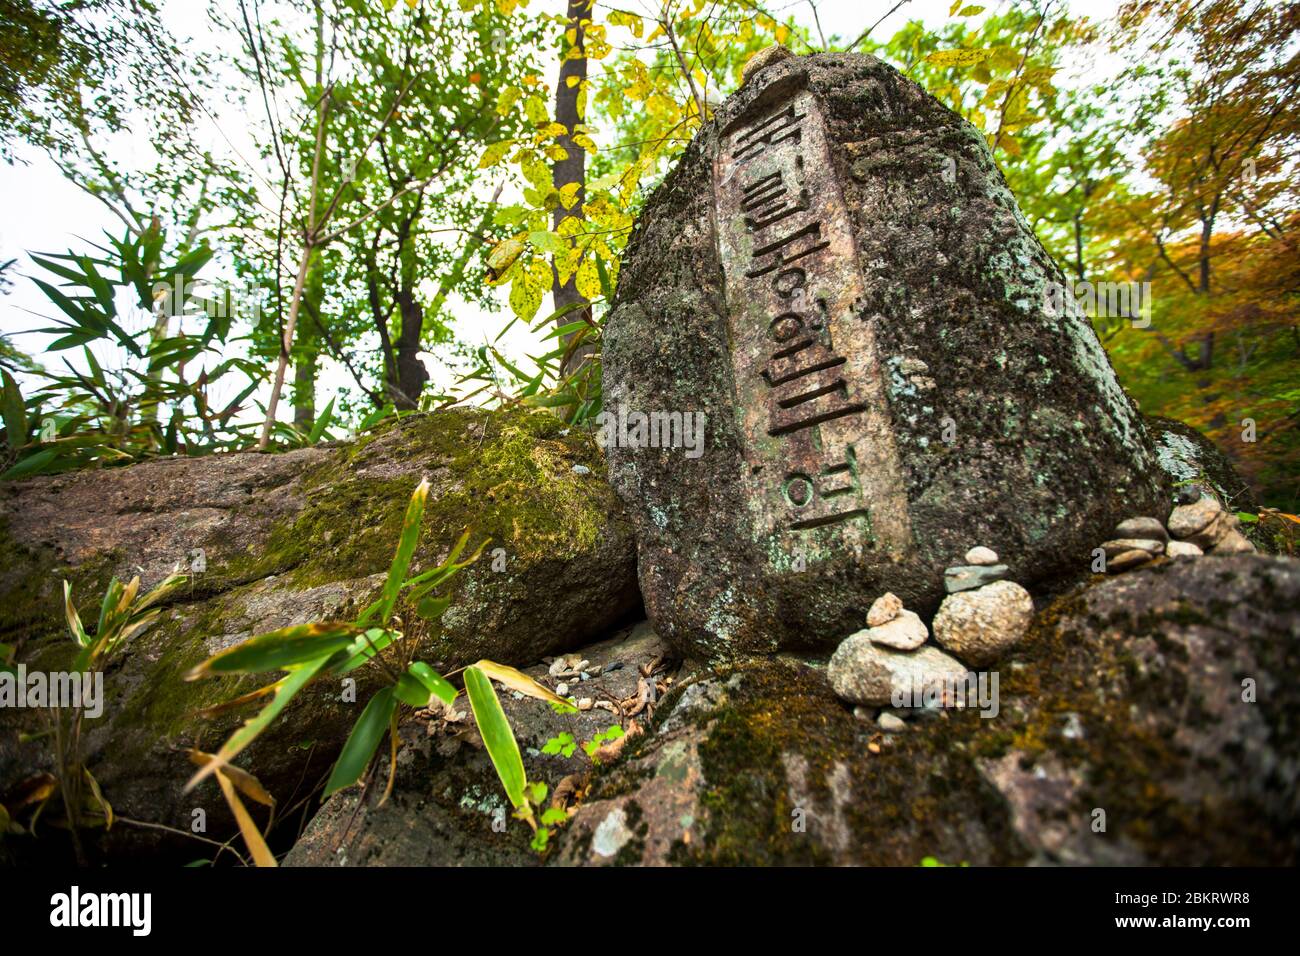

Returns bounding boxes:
[0,0,1121,428]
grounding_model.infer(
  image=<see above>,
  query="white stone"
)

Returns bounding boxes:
[964,546,999,566]
[878,712,908,733]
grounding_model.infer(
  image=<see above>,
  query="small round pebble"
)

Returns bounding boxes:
[878,712,908,733]
[964,546,999,566]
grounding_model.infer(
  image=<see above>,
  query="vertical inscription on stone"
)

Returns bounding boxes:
[714,89,912,552]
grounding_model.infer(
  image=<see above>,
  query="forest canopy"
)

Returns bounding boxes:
[0,0,1296,510]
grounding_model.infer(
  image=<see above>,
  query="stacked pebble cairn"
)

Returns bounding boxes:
[828,546,1034,731]
[1098,491,1255,574]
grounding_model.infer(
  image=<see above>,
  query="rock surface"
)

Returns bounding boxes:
[0,407,639,862]
[557,555,1300,865]
[932,579,1035,666]
[1146,414,1258,513]
[604,51,1166,660]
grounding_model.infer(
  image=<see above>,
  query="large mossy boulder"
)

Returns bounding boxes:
[558,554,1300,865]
[0,407,639,862]
[603,51,1166,661]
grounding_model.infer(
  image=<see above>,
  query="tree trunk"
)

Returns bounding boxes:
[552,0,591,377]
[390,287,429,410]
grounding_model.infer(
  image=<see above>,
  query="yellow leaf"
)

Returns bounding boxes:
[190,751,274,807]
[215,770,277,867]
[496,85,522,116]
[471,659,577,711]
[478,140,515,169]
[925,48,993,68]
[508,258,547,321]
[487,237,525,282]
[575,256,601,300]
[521,155,551,191]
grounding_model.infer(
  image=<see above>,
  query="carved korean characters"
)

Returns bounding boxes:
[714,89,911,552]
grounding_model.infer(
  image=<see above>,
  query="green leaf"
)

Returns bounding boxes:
[0,449,59,480]
[307,397,335,445]
[377,478,430,625]
[1,370,26,448]
[540,807,568,826]
[325,687,397,795]
[185,622,363,678]
[464,665,529,818]
[331,627,401,675]
[408,661,457,705]
[394,672,432,707]
[416,594,451,621]
[62,580,88,647]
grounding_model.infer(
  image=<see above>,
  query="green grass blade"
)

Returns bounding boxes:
[307,396,335,445]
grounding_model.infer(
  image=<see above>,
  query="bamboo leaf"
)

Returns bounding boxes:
[307,396,335,445]
[1,370,26,447]
[331,627,401,675]
[377,478,430,625]
[471,659,578,712]
[184,622,362,679]
[184,657,329,792]
[464,665,530,820]
[189,751,274,807]
[325,686,397,796]
[408,661,457,706]
[0,449,60,480]
[215,769,277,867]
[62,580,88,647]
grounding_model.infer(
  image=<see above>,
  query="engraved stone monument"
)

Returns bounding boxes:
[603,52,1167,659]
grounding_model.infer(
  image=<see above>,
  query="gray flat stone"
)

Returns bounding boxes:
[944,564,1009,593]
